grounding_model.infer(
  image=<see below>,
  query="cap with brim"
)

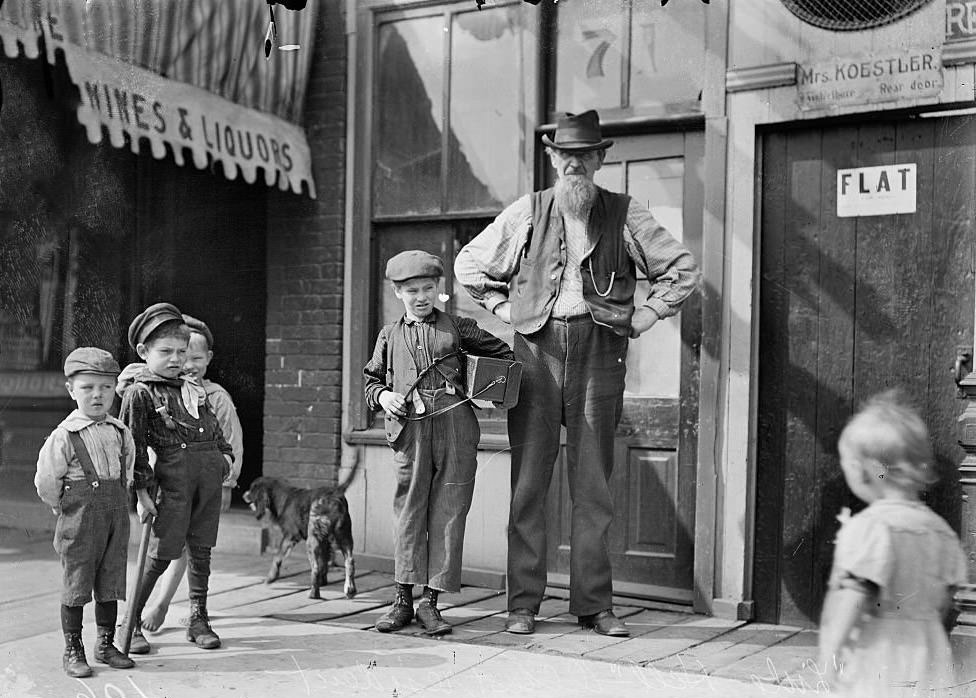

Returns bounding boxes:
[540,109,613,152]
[128,302,183,350]
[385,250,444,282]
[64,347,121,378]
[182,314,214,349]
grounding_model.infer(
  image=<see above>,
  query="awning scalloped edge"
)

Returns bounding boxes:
[1,19,317,198]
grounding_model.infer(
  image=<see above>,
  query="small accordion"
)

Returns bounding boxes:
[465,356,523,409]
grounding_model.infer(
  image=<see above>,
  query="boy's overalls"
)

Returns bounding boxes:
[57,431,129,607]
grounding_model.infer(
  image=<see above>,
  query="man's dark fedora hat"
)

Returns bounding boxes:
[541,110,613,152]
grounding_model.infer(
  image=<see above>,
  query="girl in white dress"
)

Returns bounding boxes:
[819,390,967,697]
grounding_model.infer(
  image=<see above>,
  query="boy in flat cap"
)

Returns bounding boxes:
[363,250,514,635]
[140,314,244,633]
[117,302,234,654]
[35,347,136,677]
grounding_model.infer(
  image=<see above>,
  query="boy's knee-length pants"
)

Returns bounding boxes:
[391,389,480,593]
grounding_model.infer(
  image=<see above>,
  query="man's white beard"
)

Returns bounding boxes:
[554,175,597,220]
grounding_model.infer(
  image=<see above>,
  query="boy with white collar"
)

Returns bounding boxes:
[35,347,136,678]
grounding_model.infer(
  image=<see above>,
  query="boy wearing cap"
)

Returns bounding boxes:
[363,250,513,635]
[35,347,136,678]
[117,302,234,654]
[140,314,244,633]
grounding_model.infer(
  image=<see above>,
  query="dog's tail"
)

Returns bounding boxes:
[334,443,360,495]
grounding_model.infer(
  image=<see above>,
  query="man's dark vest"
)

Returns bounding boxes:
[383,308,465,444]
[510,186,636,336]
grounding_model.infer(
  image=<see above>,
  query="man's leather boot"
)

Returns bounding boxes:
[375,583,414,632]
[186,599,221,649]
[62,632,92,678]
[415,587,451,636]
[94,626,135,669]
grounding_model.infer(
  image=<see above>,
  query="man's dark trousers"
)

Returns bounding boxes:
[506,315,628,617]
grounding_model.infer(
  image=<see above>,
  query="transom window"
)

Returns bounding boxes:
[554,0,706,116]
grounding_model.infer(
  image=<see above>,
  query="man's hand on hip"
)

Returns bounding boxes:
[493,301,512,324]
[630,307,660,338]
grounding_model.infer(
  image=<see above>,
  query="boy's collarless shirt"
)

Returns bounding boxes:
[34,410,135,509]
[403,314,445,392]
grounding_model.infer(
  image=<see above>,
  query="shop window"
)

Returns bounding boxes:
[373,2,530,217]
[359,2,535,435]
[1,157,133,373]
[554,0,705,115]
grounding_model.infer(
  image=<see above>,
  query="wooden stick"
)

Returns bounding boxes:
[120,514,153,655]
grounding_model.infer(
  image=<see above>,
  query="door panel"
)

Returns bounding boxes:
[756,116,975,626]
[546,131,703,602]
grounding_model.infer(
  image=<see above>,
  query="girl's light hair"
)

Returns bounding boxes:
[838,389,938,492]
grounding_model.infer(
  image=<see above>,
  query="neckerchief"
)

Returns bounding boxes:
[116,363,207,418]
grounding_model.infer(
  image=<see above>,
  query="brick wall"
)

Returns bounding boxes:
[264,0,347,488]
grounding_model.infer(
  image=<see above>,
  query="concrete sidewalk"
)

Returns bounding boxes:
[1,526,972,698]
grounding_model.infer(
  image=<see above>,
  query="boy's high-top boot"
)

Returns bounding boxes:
[94,626,135,669]
[186,599,221,649]
[375,583,414,632]
[416,587,451,636]
[62,632,92,678]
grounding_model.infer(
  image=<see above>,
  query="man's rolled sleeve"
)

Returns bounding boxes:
[454,195,532,310]
[624,199,700,318]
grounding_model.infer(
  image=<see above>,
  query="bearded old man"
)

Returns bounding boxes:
[454,110,699,637]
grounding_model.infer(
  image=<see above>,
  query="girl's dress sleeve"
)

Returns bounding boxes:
[831,513,895,590]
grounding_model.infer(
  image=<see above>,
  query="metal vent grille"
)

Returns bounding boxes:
[781,0,933,31]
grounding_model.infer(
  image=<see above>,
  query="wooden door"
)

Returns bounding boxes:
[546,131,704,603]
[756,115,976,626]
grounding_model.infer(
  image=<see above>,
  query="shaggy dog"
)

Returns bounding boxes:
[242,475,356,599]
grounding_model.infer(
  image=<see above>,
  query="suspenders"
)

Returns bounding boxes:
[67,430,127,489]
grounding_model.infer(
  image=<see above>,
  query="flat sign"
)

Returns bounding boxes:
[836,164,917,218]
[797,48,943,111]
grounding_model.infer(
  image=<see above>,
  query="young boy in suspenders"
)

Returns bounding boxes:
[363,250,514,635]
[117,302,234,654]
[35,347,136,678]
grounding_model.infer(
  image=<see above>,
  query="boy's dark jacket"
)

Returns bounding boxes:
[363,308,513,444]
[117,364,233,490]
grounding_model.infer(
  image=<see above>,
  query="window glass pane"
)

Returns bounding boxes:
[596,157,684,398]
[448,6,524,212]
[630,3,705,111]
[373,16,445,216]
[554,1,624,113]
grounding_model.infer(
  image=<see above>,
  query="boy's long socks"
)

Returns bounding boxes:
[94,600,117,628]
[60,604,83,633]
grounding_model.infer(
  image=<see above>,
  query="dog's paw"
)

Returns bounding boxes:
[264,576,278,585]
[344,585,357,599]
[308,588,322,600]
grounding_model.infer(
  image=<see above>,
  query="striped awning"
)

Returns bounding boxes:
[0,0,318,197]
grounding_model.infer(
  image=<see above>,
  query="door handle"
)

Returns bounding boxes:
[953,346,973,387]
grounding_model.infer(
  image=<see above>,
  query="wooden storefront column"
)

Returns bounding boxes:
[957,364,976,626]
